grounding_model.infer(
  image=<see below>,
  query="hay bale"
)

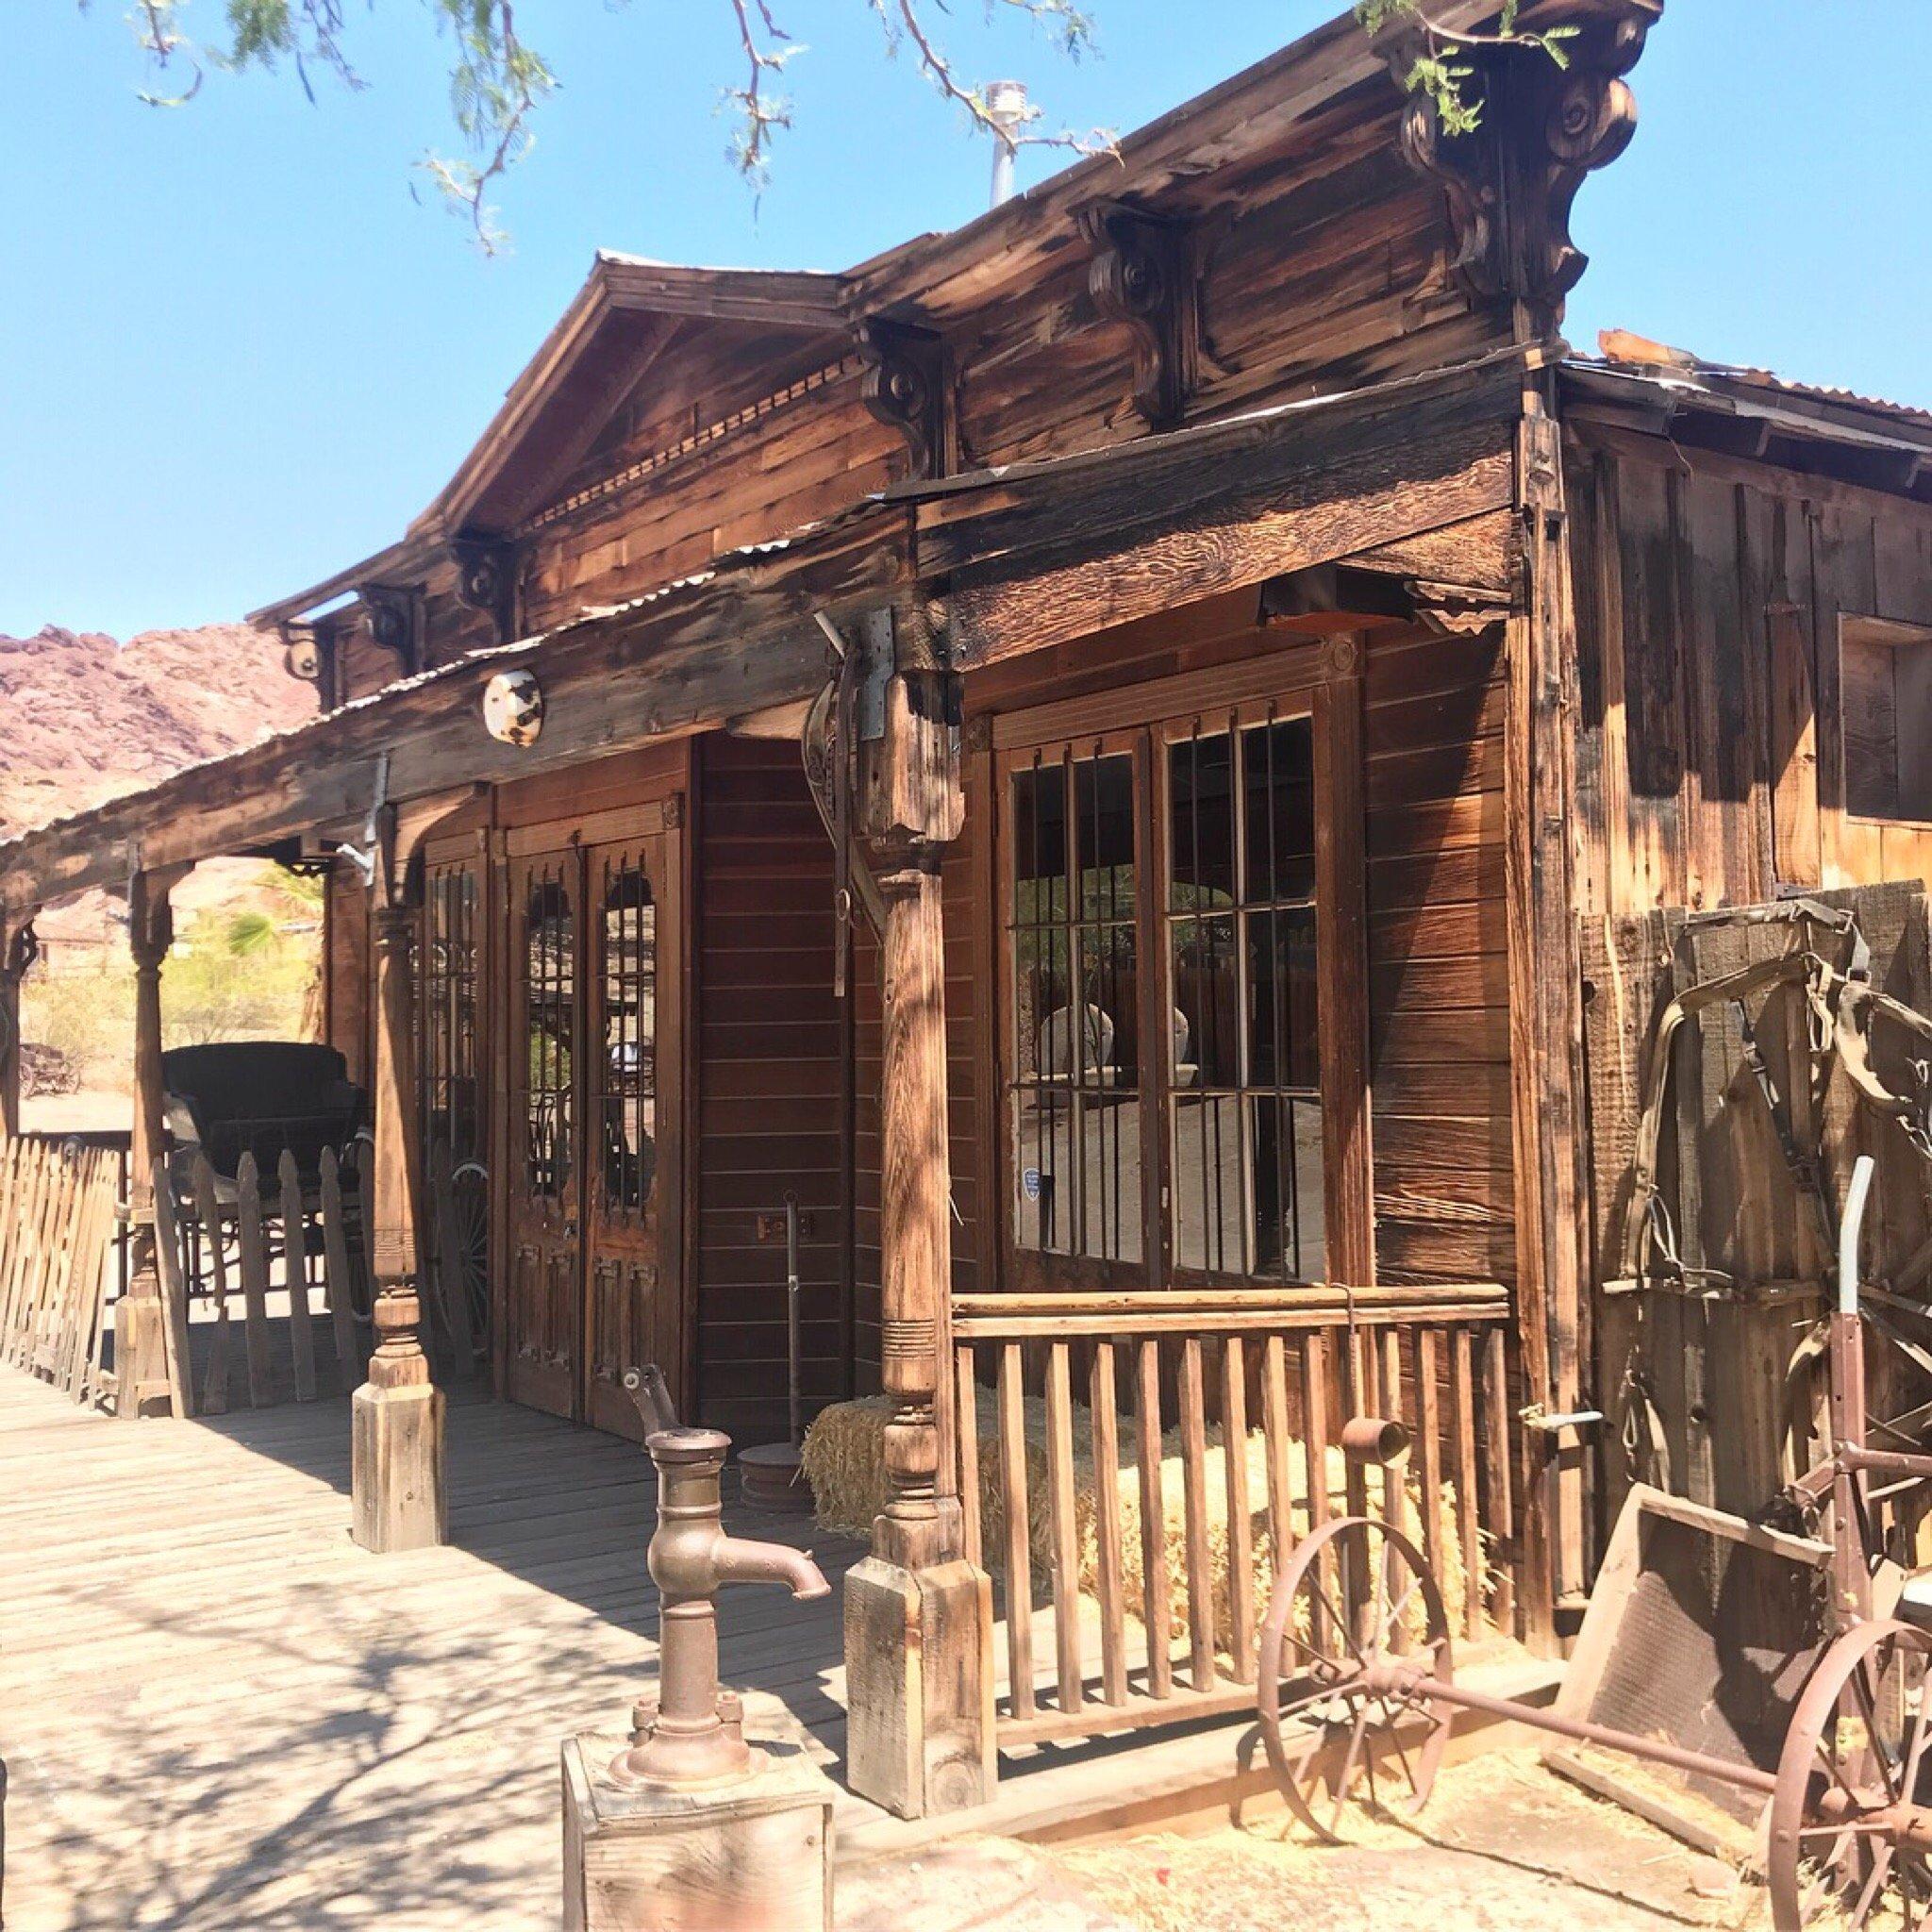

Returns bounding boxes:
[799,1386,1491,1646]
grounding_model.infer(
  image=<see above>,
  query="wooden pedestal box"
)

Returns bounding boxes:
[561,1718,835,1932]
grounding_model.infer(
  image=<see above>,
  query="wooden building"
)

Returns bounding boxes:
[11,0,1932,1821]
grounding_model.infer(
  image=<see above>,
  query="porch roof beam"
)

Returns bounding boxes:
[0,345,1533,912]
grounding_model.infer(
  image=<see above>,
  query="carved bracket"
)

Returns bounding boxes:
[857,319,954,481]
[357,583,422,679]
[1078,200,1199,431]
[1407,578,1514,637]
[450,533,523,646]
[1381,4,1658,316]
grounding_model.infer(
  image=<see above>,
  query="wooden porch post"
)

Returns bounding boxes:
[0,913,39,1140]
[122,866,189,1417]
[1504,401,1592,1651]
[352,804,447,1552]
[843,646,995,1819]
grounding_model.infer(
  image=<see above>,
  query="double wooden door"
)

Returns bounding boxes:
[504,805,683,1438]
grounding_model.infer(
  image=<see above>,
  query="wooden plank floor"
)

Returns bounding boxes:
[0,1366,878,1930]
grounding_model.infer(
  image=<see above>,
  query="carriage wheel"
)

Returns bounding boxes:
[450,1160,490,1357]
[1770,1618,1932,1929]
[1257,1515,1455,1843]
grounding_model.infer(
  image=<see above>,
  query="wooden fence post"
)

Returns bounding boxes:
[842,641,995,1819]
[352,807,446,1552]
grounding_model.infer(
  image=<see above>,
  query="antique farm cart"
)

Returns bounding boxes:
[1258,1149,1932,1928]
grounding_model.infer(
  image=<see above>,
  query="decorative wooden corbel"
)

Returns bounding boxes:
[450,533,522,646]
[357,583,422,678]
[857,318,954,481]
[1078,199,1200,431]
[1380,3,1659,317]
[1406,579,1514,637]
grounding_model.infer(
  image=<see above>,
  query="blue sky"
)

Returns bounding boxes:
[2,3,1925,640]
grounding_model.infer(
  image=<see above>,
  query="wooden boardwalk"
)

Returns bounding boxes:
[0,1367,874,1930]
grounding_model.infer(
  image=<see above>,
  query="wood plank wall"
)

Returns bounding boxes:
[1568,425,1932,920]
[692,734,854,1442]
[1365,625,1514,1290]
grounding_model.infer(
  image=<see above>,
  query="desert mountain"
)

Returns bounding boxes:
[0,624,316,841]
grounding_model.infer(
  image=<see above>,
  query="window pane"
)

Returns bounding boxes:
[1246,906,1320,1091]
[1242,717,1316,904]
[1174,1093,1243,1274]
[1076,923,1139,1087]
[1169,731,1235,909]
[1252,1094,1325,1282]
[1016,924,1071,1083]
[1013,1090,1075,1254]
[525,874,574,1200]
[1172,915,1239,1088]
[600,864,657,1216]
[1081,1094,1144,1264]
[1011,762,1067,925]
[1074,752,1137,924]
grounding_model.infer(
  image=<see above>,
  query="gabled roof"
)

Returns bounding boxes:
[249,256,853,622]
[251,0,1542,627]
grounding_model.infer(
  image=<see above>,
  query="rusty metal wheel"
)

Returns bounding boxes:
[1257,1514,1455,1842]
[1770,1618,1932,1929]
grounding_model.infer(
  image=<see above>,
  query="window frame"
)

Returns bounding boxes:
[988,652,1358,1297]
[1840,612,1932,830]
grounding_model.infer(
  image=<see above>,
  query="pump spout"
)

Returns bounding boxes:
[714,1534,830,1600]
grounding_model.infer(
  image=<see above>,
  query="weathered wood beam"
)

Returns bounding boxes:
[0,513,910,905]
[353,801,446,1554]
[936,410,1517,666]
[121,863,192,1420]
[843,639,993,1820]
[4,352,1525,913]
[1505,401,1592,1649]
[1313,640,1374,1292]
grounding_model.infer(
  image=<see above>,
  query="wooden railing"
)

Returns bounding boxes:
[0,1137,122,1407]
[951,1284,1516,1749]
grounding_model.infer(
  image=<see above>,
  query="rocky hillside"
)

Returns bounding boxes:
[0,624,316,840]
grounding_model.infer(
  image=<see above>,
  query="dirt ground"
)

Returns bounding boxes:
[839,1748,1767,1932]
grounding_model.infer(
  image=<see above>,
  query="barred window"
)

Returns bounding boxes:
[594,858,658,1219]
[1008,744,1144,1267]
[1167,713,1323,1282]
[1001,699,1325,1288]
[423,861,482,1166]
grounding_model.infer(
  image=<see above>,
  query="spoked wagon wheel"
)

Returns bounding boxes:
[1257,1515,1455,1843]
[449,1160,490,1356]
[1770,1619,1932,1930]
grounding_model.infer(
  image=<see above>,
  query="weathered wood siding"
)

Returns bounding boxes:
[1569,425,1932,919]
[523,341,903,635]
[692,734,855,1441]
[1366,624,1514,1289]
